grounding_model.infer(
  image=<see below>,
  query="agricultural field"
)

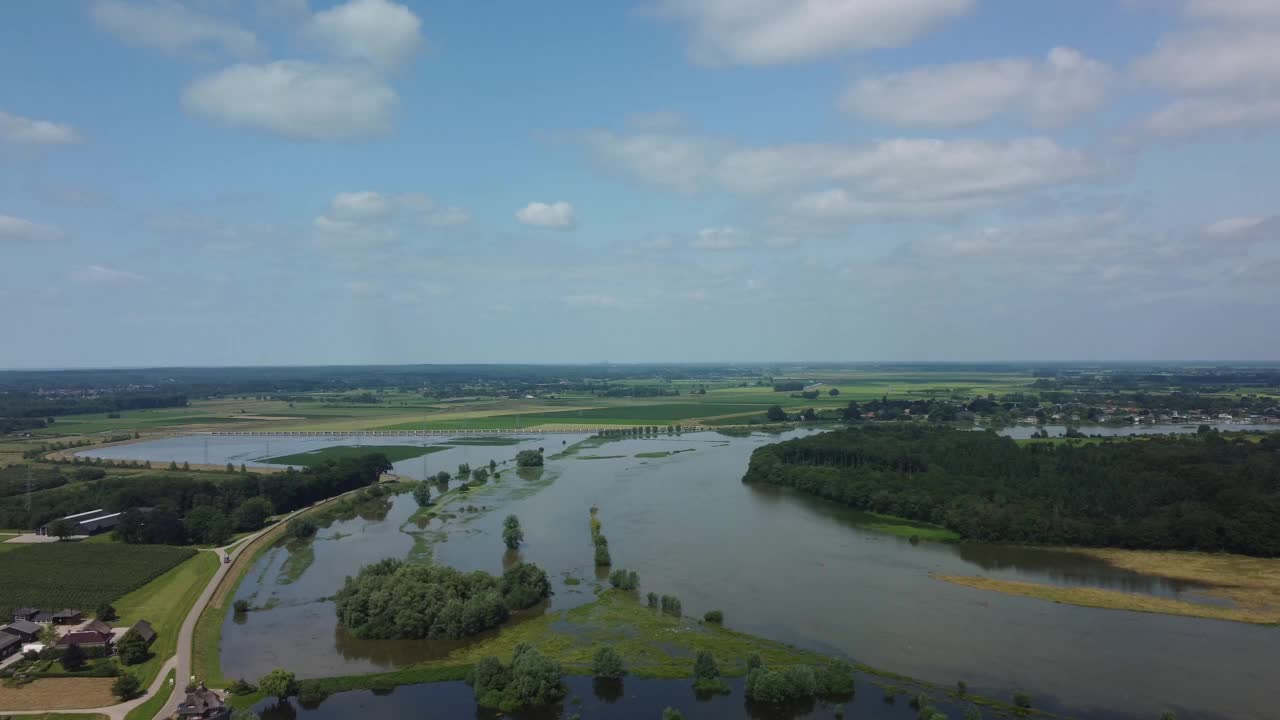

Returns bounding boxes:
[0,542,196,619]
[267,444,449,467]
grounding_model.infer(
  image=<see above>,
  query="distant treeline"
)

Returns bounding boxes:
[0,454,389,540]
[0,392,188,426]
[744,426,1280,556]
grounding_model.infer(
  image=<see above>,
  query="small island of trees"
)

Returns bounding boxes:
[334,558,551,639]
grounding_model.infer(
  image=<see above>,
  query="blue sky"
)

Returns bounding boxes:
[2,0,1278,367]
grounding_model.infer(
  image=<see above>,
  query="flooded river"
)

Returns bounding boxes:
[84,429,1276,720]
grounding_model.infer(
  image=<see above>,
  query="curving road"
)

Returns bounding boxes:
[2,505,310,720]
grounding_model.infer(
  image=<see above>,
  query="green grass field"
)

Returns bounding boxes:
[267,444,449,467]
[123,669,174,720]
[114,550,219,688]
[0,543,196,621]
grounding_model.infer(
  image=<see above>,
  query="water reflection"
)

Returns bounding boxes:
[135,429,1271,720]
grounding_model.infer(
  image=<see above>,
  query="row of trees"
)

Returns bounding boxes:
[744,426,1280,556]
[109,454,389,545]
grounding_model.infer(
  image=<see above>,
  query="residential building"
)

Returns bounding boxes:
[55,630,112,652]
[176,683,231,720]
[1,620,42,642]
[0,634,21,660]
[52,609,83,625]
[129,619,156,645]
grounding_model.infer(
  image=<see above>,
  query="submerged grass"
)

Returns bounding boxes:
[935,571,1280,625]
[634,448,696,459]
[853,511,960,542]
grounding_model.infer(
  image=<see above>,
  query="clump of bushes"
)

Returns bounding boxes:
[591,645,626,679]
[288,516,318,539]
[469,643,564,712]
[646,592,658,608]
[660,595,682,617]
[745,659,854,703]
[692,650,729,694]
[608,569,639,590]
[227,678,258,695]
[233,599,251,614]
[703,609,723,624]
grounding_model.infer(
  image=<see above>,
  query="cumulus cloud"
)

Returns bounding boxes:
[90,0,261,59]
[302,0,424,70]
[842,47,1113,128]
[325,191,467,225]
[1206,216,1266,237]
[516,202,577,230]
[654,0,974,65]
[1145,96,1280,137]
[0,111,83,145]
[0,215,66,242]
[312,214,398,250]
[1134,29,1280,94]
[581,126,1108,223]
[583,130,720,193]
[691,227,750,249]
[1184,0,1280,25]
[182,61,397,140]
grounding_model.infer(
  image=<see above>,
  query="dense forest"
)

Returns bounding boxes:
[744,427,1280,556]
[0,454,389,542]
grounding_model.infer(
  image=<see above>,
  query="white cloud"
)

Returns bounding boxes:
[1185,0,1280,25]
[584,130,719,193]
[325,191,469,226]
[655,0,974,66]
[74,265,145,284]
[1145,95,1280,137]
[0,215,66,242]
[90,0,261,59]
[312,214,398,249]
[692,227,750,249]
[329,191,397,219]
[0,111,83,145]
[1133,29,1280,94]
[302,0,424,71]
[581,127,1107,223]
[516,201,577,230]
[1206,216,1265,237]
[182,61,397,140]
[717,137,1101,199]
[842,47,1112,128]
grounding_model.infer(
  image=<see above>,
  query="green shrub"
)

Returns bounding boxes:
[608,569,639,590]
[112,673,142,700]
[591,645,626,679]
[470,643,564,712]
[703,609,723,623]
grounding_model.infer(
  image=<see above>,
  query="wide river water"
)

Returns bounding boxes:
[82,427,1277,720]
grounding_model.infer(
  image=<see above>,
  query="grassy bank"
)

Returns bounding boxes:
[853,511,960,542]
[123,669,175,720]
[935,571,1280,625]
[267,444,448,467]
[114,550,220,687]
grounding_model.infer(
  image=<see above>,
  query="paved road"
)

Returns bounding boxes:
[2,508,300,720]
